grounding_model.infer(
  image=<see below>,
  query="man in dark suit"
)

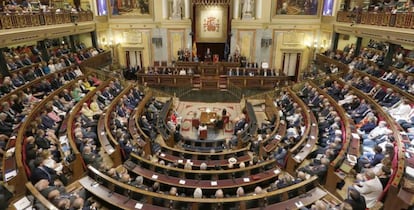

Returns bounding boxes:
[22,55,32,65]
[370,85,386,101]
[233,117,247,135]
[0,113,14,136]
[30,157,59,185]
[350,99,369,122]
[379,92,401,108]
[298,157,329,177]
[34,65,45,77]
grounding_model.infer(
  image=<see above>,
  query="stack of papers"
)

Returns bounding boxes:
[211,181,218,186]
[295,201,304,208]
[135,203,143,209]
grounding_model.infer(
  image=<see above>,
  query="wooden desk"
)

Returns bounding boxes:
[157,152,251,168]
[87,164,323,210]
[250,187,327,210]
[129,153,277,180]
[284,87,316,174]
[333,76,405,208]
[125,161,280,190]
[79,176,168,210]
[200,112,217,125]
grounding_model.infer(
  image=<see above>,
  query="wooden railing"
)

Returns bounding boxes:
[80,51,112,70]
[0,11,93,30]
[285,88,317,175]
[337,11,414,28]
[317,51,406,207]
[85,164,325,210]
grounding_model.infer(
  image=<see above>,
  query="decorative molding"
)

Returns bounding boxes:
[192,0,230,5]
[282,31,304,45]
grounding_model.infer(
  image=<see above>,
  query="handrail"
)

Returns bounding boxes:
[101,84,134,166]
[87,164,319,204]
[15,74,87,195]
[286,88,312,154]
[0,11,93,30]
[25,182,58,210]
[334,77,405,187]
[227,81,243,99]
[66,79,111,179]
[310,81,353,168]
[0,67,70,106]
[128,91,153,157]
[129,152,276,176]
[336,11,414,28]
[317,55,405,188]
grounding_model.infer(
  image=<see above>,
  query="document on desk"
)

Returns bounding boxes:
[160,153,166,157]
[274,169,280,174]
[211,181,218,186]
[135,203,143,209]
[5,169,17,181]
[243,178,250,182]
[179,180,186,185]
[13,196,31,210]
[151,174,158,180]
[295,201,304,208]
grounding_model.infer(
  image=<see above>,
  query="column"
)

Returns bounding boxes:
[255,0,262,19]
[184,0,190,19]
[331,32,339,51]
[38,40,49,62]
[69,35,76,52]
[162,0,168,19]
[91,31,98,49]
[233,0,240,19]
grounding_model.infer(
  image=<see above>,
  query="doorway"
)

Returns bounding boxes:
[125,50,142,69]
[282,52,301,81]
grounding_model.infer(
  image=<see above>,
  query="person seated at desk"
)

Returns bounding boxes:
[298,157,330,177]
[213,116,224,129]
[344,188,367,210]
[204,48,212,62]
[350,169,382,208]
[233,117,247,135]
[198,123,207,135]
[179,68,186,75]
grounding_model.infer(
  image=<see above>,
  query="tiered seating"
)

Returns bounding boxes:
[316,53,406,208]
[285,87,319,175]
[97,83,132,166]
[84,164,336,210]
[127,152,278,180]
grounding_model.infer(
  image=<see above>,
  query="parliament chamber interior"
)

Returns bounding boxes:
[2,0,414,209]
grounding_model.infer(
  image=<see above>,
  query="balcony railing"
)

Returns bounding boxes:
[0,10,93,30]
[337,11,414,28]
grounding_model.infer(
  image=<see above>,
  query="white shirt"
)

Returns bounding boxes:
[354,176,383,208]
[179,69,186,75]
[368,125,392,140]
[389,103,412,121]
[48,63,56,73]
[198,125,207,135]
